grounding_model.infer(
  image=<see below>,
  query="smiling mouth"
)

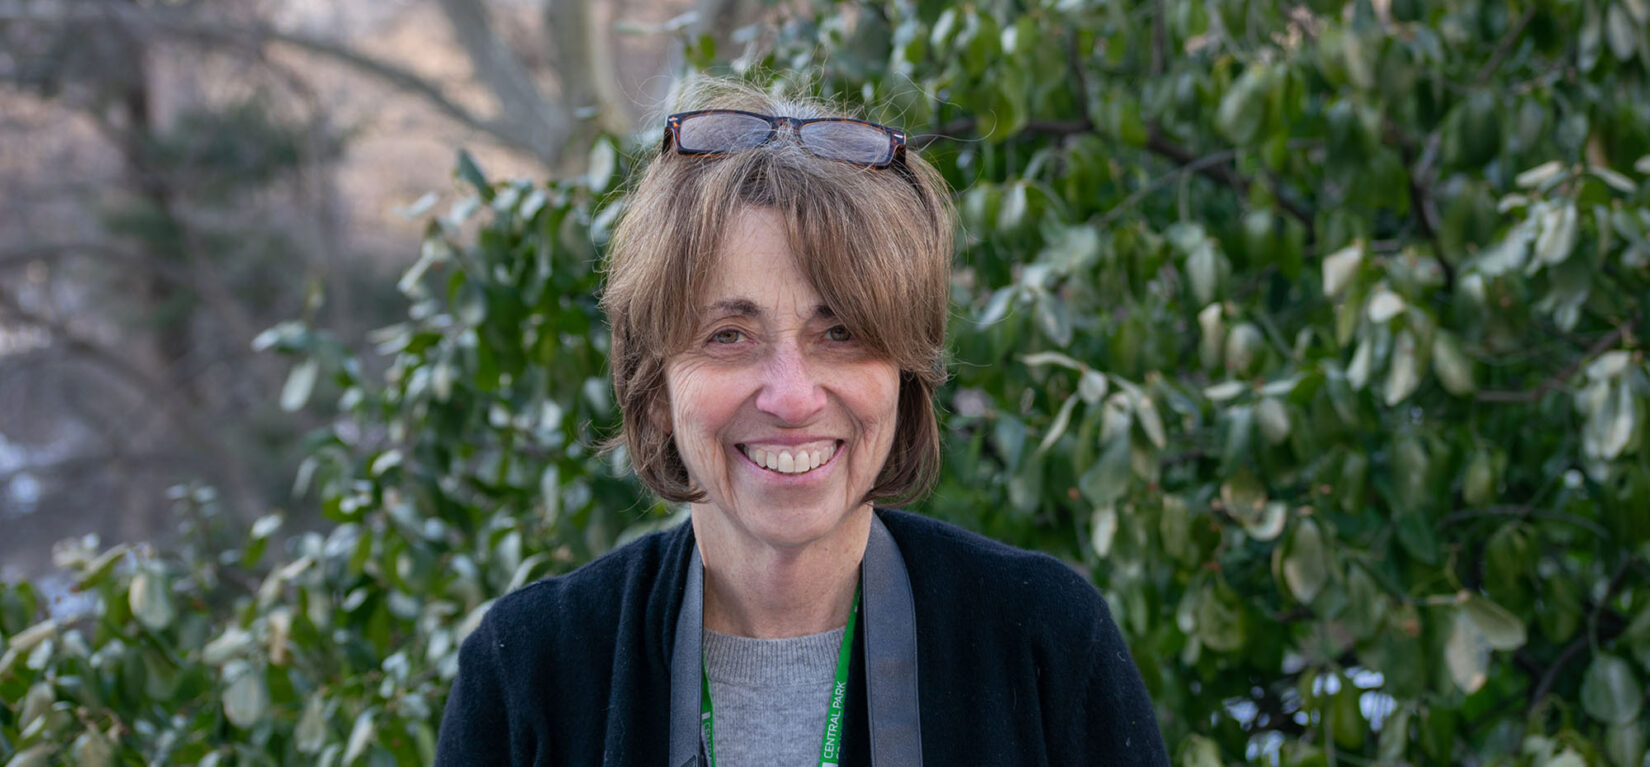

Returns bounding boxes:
[737,442,839,475]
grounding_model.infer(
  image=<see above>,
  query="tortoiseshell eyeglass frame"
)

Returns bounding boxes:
[661,109,908,169]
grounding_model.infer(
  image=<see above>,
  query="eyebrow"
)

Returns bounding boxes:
[703,299,836,320]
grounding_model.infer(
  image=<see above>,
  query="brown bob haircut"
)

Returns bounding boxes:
[600,76,955,505]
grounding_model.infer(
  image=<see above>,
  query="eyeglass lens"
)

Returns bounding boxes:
[676,112,894,166]
[797,121,894,166]
[676,113,774,153]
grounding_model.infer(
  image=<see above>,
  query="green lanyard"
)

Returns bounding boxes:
[700,584,861,767]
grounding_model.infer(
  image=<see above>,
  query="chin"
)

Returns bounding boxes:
[729,495,866,550]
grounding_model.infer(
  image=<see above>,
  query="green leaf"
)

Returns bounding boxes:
[1198,302,1225,370]
[1089,504,1118,557]
[1186,241,1222,305]
[1196,582,1246,652]
[1462,594,1526,650]
[1216,65,1269,145]
[1394,511,1439,563]
[997,182,1028,231]
[1463,451,1498,507]
[1590,164,1637,194]
[1078,370,1108,404]
[1036,394,1080,455]
[1079,431,1132,507]
[1515,160,1566,188]
[1582,653,1644,725]
[1378,706,1412,763]
[1020,351,1083,370]
[297,695,328,754]
[1539,574,1584,643]
[222,665,269,729]
[1384,329,1422,406]
[1282,518,1329,603]
[70,731,114,767]
[345,707,378,765]
[1224,322,1263,377]
[1445,608,1491,693]
[587,138,618,191]
[1534,201,1579,267]
[1160,495,1192,563]
[1607,3,1638,60]
[993,414,1029,471]
[1322,241,1363,298]
[1182,735,1222,767]
[455,149,490,198]
[3,744,56,767]
[1431,331,1475,396]
[1607,721,1646,767]
[129,567,175,632]
[1256,397,1290,445]
[280,358,319,412]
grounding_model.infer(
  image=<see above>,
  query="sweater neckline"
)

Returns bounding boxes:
[702,626,846,688]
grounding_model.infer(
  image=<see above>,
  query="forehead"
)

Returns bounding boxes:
[698,207,827,319]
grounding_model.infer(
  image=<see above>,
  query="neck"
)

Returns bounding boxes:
[691,505,871,639]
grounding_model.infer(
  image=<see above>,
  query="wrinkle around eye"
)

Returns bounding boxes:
[709,328,745,345]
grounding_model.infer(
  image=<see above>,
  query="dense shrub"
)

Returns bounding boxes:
[5,1,1650,765]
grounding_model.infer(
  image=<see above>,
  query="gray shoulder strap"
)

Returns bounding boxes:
[668,547,705,767]
[864,514,923,766]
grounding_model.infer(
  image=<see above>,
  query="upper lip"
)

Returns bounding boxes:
[735,436,841,447]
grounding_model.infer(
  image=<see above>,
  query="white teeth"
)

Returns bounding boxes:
[742,443,836,475]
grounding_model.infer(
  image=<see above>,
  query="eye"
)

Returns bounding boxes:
[709,328,744,344]
[825,325,854,342]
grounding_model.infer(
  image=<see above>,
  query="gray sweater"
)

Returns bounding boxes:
[703,626,846,766]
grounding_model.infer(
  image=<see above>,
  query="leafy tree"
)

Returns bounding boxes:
[5,1,1650,766]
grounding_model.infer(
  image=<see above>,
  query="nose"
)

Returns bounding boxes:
[754,341,826,425]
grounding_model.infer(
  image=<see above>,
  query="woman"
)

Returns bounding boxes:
[435,77,1168,766]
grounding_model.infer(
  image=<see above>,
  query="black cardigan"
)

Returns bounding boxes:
[435,509,1169,765]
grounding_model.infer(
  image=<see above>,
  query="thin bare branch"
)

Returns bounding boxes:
[1477,6,1538,84]
[1476,324,1628,403]
[434,0,569,164]
[0,286,236,468]
[0,0,558,162]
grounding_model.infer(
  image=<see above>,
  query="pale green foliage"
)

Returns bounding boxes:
[6,0,1650,765]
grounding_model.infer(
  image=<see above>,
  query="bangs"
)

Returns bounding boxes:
[667,148,950,378]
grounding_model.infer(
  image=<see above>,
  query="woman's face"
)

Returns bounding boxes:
[665,206,900,552]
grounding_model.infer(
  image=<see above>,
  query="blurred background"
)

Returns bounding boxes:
[0,0,747,578]
[3,1,1650,765]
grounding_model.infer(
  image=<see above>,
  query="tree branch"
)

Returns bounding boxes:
[1,0,561,163]
[916,116,1312,235]
[1528,558,1639,708]
[1146,126,1316,236]
[434,0,570,164]
[0,287,238,469]
[1096,149,1239,228]
[1150,0,1168,77]
[1440,505,1611,539]
[1476,324,1628,403]
[0,240,196,287]
[1476,6,1538,85]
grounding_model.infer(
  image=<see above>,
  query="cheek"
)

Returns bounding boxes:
[854,366,903,440]
[665,363,739,439]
